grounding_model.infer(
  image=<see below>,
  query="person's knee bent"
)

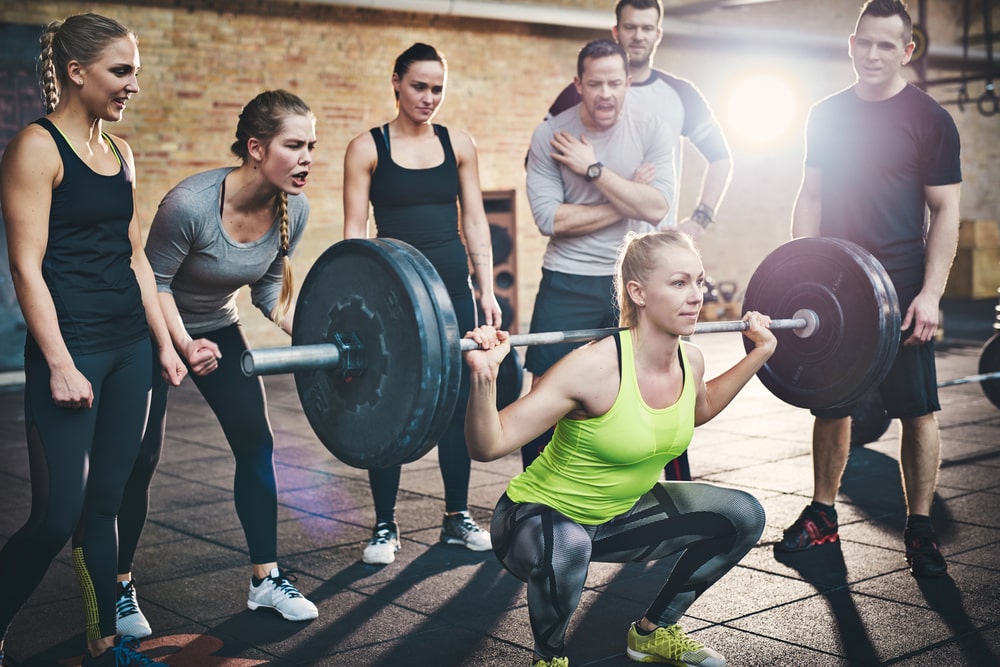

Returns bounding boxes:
[726,488,766,549]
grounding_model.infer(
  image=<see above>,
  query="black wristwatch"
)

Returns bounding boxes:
[584,162,604,182]
[691,203,714,230]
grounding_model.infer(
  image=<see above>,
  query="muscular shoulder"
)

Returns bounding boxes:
[1,123,60,177]
[550,335,622,410]
[809,86,857,118]
[528,110,572,153]
[104,131,134,160]
[447,127,478,158]
[155,169,227,227]
[900,85,958,126]
[621,103,671,141]
[345,130,377,166]
[640,70,701,98]
[680,340,706,385]
[346,129,377,152]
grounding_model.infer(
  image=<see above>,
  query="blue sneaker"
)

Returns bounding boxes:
[81,635,158,666]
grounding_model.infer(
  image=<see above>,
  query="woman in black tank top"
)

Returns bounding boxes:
[0,13,184,666]
[343,43,502,565]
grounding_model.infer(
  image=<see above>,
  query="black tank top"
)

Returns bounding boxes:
[368,124,470,295]
[25,118,148,359]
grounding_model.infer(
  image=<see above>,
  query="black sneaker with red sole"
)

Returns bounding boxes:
[775,504,840,552]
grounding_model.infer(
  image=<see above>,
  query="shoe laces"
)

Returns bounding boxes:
[370,523,397,544]
[265,569,305,599]
[788,506,835,534]
[649,625,704,654]
[451,512,483,533]
[113,635,158,666]
[116,581,140,618]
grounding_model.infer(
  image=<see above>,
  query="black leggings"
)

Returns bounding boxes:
[118,323,278,570]
[367,289,475,523]
[491,482,765,660]
[0,339,152,642]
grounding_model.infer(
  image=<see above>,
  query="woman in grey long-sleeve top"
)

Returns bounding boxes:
[114,90,320,635]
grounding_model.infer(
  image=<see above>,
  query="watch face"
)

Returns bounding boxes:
[587,164,601,181]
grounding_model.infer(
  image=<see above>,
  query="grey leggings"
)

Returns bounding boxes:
[490,482,765,659]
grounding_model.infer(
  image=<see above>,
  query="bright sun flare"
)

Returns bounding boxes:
[724,72,800,149]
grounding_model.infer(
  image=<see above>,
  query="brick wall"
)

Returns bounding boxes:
[2,0,997,350]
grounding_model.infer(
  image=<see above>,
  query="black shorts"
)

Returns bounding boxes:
[812,284,940,420]
[524,269,617,376]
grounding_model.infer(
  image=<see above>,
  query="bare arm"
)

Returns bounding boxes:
[550,201,626,237]
[791,166,822,238]
[550,131,667,235]
[464,328,600,462]
[676,157,732,239]
[693,312,776,426]
[343,133,376,240]
[453,131,502,327]
[0,126,93,406]
[115,136,187,387]
[697,158,733,213]
[902,182,961,346]
[154,290,221,376]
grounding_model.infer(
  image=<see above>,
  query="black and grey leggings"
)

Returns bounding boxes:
[491,482,765,659]
[118,323,279,570]
[0,339,152,643]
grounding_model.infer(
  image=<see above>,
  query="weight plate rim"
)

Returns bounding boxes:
[291,239,443,469]
[365,239,451,466]
[378,238,463,465]
[849,240,901,403]
[742,237,899,409]
[978,332,1000,410]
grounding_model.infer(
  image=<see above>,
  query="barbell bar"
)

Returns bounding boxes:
[237,236,905,469]
[938,371,1000,388]
[242,312,820,377]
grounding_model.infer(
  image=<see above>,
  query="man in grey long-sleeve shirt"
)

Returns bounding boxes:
[520,39,673,466]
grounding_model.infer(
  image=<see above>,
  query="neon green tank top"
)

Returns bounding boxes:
[506,332,696,525]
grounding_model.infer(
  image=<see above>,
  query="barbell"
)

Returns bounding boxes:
[238,236,925,469]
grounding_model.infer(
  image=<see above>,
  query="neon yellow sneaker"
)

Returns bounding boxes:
[626,622,726,666]
[532,657,569,667]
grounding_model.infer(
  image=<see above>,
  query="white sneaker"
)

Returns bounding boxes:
[115,580,152,638]
[440,511,492,551]
[363,522,400,565]
[247,567,318,621]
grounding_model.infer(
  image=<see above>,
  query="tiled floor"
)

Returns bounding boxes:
[1,301,998,666]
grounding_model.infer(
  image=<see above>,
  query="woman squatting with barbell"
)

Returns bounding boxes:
[463,230,775,667]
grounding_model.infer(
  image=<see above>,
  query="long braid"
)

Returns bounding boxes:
[232,90,312,328]
[272,192,294,326]
[39,21,62,113]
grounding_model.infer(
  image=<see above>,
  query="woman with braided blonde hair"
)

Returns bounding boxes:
[114,89,319,635]
[0,12,186,666]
